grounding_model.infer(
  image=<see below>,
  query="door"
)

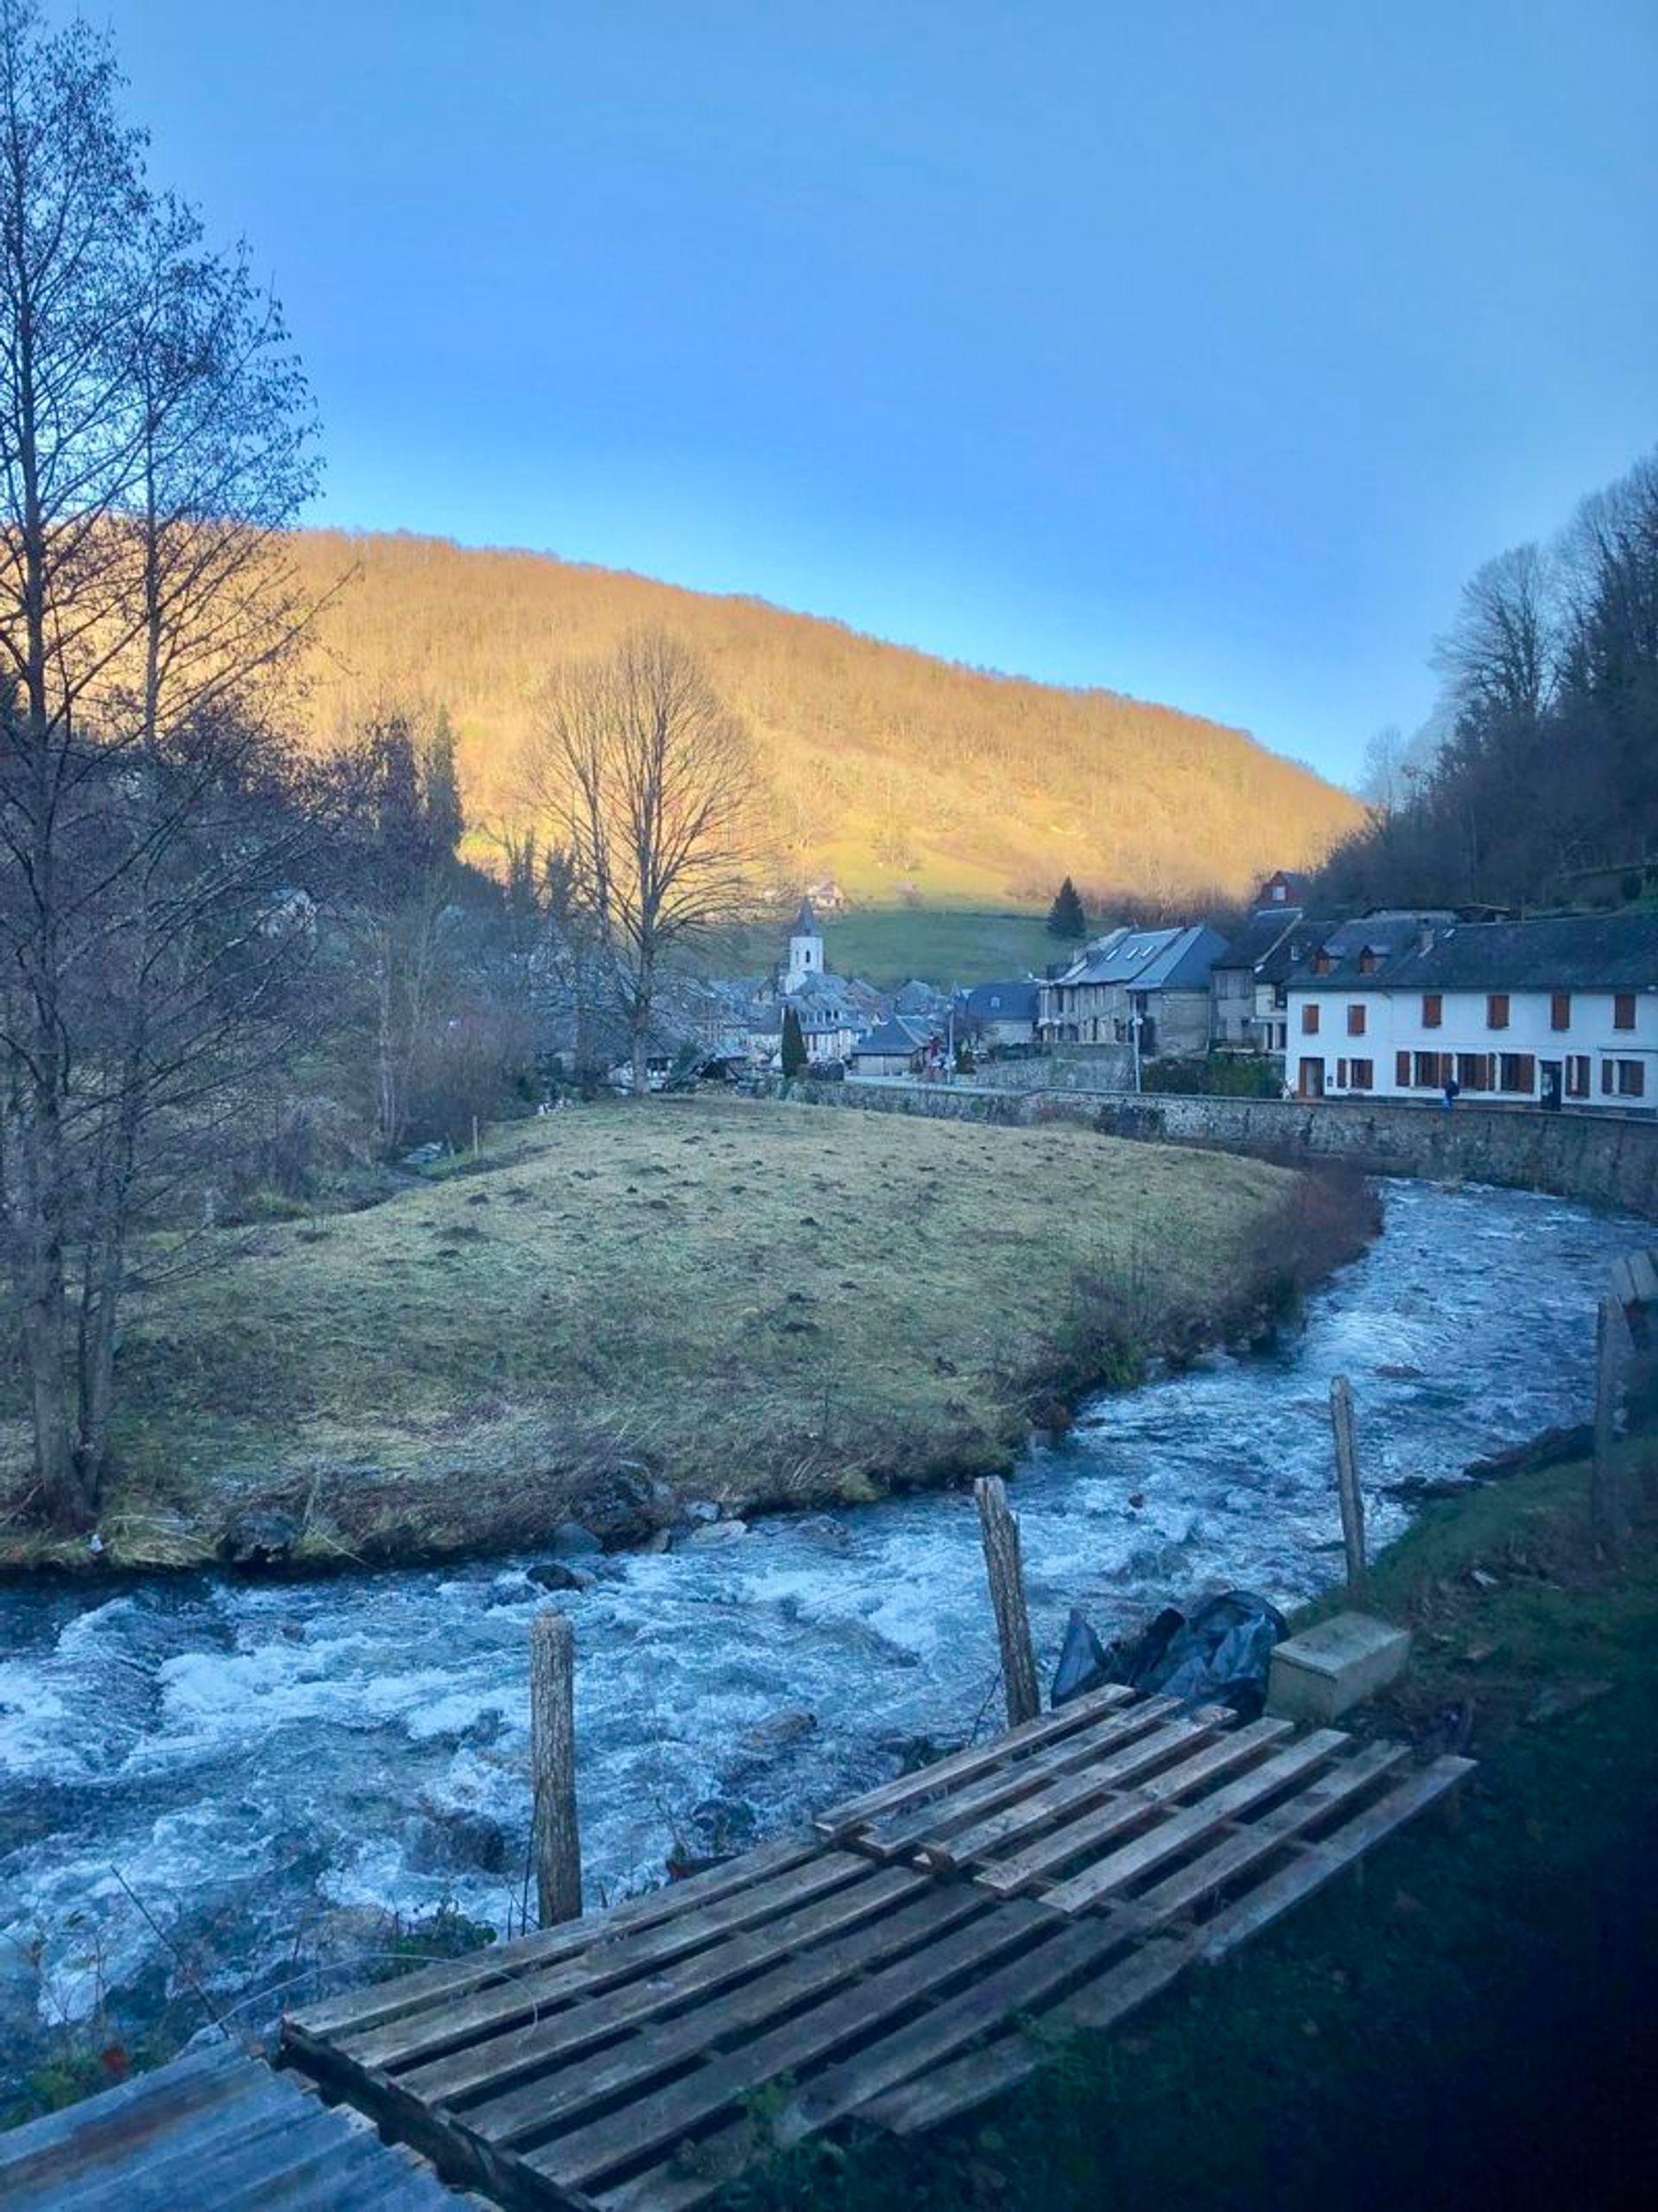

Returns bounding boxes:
[1541,1060,1562,1112]
[1299,1056,1325,1099]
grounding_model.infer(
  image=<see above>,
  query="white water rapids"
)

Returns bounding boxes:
[0,1177,1642,2086]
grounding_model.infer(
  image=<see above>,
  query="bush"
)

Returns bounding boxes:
[1143,1055,1281,1099]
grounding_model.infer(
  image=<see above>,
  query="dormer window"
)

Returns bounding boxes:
[1313,951,1332,976]
[1357,949,1378,975]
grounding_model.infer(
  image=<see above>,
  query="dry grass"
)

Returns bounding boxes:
[287,530,1361,907]
[0,1097,1326,1570]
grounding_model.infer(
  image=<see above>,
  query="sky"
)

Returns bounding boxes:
[95,0,1657,789]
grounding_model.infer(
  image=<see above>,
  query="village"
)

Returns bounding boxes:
[613,878,1658,1116]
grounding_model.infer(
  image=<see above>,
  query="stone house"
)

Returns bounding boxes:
[1040,924,1230,1057]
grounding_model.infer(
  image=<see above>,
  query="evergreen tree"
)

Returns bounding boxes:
[1046,876,1087,939]
[781,1004,807,1077]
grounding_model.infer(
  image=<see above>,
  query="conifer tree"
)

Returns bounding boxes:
[781,1004,807,1077]
[1046,876,1087,939]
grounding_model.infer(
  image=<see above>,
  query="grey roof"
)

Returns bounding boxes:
[892,978,952,1016]
[1290,911,1459,990]
[1056,923,1228,992]
[1386,916,1658,994]
[852,1015,939,1056]
[1214,907,1306,974]
[792,897,820,935]
[961,979,1041,1022]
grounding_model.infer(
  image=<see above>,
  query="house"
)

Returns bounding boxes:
[1256,868,1313,909]
[1283,913,1658,1110]
[850,1015,941,1078]
[959,979,1041,1051]
[1040,924,1230,1058]
[1210,904,1309,1056]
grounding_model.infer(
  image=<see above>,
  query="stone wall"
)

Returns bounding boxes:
[758,1078,1658,1220]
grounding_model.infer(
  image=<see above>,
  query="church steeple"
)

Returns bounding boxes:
[784,897,823,991]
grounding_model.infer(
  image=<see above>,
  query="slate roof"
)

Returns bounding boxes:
[792,897,820,935]
[1214,907,1306,974]
[1288,911,1459,989]
[852,1015,939,1057]
[961,979,1041,1023]
[1054,923,1229,992]
[892,978,952,1016]
[1385,916,1658,994]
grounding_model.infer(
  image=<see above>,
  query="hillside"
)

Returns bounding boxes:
[288,530,1360,907]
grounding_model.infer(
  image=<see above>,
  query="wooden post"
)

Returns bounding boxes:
[530,1608,582,1927]
[1329,1375,1368,1603]
[1592,1293,1626,1557]
[974,1475,1040,1727]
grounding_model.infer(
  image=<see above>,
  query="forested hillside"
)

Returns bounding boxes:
[1322,449,1658,910]
[287,531,1359,907]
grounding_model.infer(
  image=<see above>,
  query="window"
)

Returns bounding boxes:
[1487,993,1509,1030]
[1566,1055,1591,1099]
[1616,1059,1646,1099]
[1615,992,1636,1031]
[1271,984,1288,1011]
[1346,1004,1366,1036]
[1301,1004,1320,1035]
[1336,1059,1347,1088]
[1313,951,1332,976]
[1358,949,1378,975]
[1414,1051,1448,1087]
[1395,1050,1411,1087]
[1422,992,1442,1029]
[1550,992,1571,1031]
[1498,1054,1535,1094]
[1349,1058,1374,1090]
[1456,1053,1491,1092]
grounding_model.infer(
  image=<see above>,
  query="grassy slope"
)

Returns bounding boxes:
[698,910,1066,990]
[287,530,1362,909]
[725,1446,1658,2212]
[0,1099,1303,1571]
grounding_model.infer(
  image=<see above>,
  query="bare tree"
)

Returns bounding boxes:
[522,631,758,1094]
[0,1,323,1528]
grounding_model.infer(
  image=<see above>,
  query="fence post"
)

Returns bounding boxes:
[530,1608,582,1927]
[1329,1375,1369,1603]
[974,1475,1041,1727]
[1592,1292,1627,1558]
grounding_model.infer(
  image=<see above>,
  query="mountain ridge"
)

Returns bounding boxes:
[286,527,1362,906]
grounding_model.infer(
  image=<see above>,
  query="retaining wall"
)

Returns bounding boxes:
[757,1078,1658,1220]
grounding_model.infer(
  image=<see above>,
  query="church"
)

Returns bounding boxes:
[770,899,884,1065]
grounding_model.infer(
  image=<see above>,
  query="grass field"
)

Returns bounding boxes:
[0,1097,1333,1572]
[697,908,1066,989]
[726,1441,1658,2212]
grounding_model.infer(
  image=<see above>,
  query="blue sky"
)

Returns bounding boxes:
[102,0,1655,786]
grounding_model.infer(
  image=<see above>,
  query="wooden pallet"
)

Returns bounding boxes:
[0,2041,472,2210]
[283,1700,1471,2212]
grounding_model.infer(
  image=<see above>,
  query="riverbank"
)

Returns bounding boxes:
[725,1437,1658,2212]
[0,1099,1373,1578]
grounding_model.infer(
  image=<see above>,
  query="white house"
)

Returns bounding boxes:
[1284,914,1658,1111]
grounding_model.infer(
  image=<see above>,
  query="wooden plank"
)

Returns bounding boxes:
[776,1914,1128,2142]
[463,1884,989,2153]
[974,1717,1296,1896]
[0,2045,253,2191]
[340,1852,870,2074]
[289,1835,819,2044]
[923,1710,1229,1872]
[399,1863,926,2109]
[1040,1730,1349,1916]
[1627,1250,1658,1304]
[859,1696,1185,1860]
[859,1933,1195,2139]
[528,1898,1054,2191]
[531,1609,582,1927]
[812,1684,1135,1838]
[1199,1756,1475,1962]
[1129,1740,1408,1924]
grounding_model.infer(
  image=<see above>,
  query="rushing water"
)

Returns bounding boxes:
[0,1177,1642,2082]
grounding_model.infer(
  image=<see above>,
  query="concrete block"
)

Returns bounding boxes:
[1267,1612,1412,1723]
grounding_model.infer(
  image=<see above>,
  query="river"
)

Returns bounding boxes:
[0,1176,1642,2089]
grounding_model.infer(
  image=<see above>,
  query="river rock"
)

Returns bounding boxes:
[547,1519,603,1557]
[528,1561,597,1594]
[1462,1423,1592,1484]
[408,1805,512,1876]
[218,1509,300,1568]
[737,1709,817,1756]
[682,1499,722,1524]
[678,1518,749,1549]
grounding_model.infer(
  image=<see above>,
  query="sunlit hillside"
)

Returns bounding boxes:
[288,530,1361,906]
